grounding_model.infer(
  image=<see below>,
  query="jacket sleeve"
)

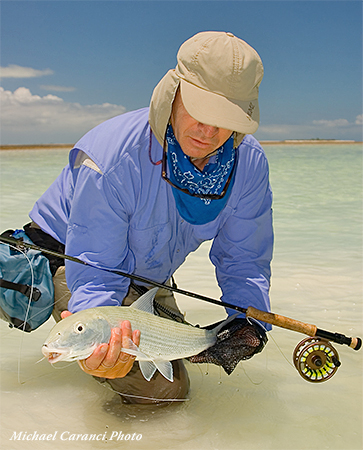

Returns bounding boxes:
[209,143,273,330]
[65,160,136,313]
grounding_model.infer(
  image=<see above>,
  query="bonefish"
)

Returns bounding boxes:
[42,288,234,382]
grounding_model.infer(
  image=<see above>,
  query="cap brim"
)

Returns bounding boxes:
[180,79,260,134]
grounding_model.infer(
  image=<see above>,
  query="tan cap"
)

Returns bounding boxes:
[149,31,263,147]
[176,31,263,134]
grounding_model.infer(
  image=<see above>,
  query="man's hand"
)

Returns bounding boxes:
[188,317,267,375]
[60,311,140,379]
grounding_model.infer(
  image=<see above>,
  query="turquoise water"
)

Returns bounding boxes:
[0,144,362,450]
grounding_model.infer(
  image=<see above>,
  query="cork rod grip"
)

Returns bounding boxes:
[246,306,317,336]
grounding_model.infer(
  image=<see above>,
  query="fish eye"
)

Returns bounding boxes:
[74,322,86,334]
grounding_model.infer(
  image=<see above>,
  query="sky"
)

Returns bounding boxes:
[0,0,362,145]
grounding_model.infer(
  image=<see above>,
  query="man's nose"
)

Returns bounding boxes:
[197,122,219,137]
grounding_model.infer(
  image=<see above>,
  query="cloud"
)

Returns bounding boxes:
[0,64,53,79]
[2,86,361,144]
[312,119,350,127]
[257,115,362,141]
[0,87,126,144]
[40,85,76,93]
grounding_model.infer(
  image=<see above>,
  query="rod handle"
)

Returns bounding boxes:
[246,306,317,336]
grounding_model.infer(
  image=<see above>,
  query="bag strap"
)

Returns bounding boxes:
[0,278,42,301]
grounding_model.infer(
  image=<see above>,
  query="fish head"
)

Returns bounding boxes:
[42,310,112,363]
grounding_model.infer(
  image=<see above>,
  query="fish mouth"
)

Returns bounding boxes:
[42,345,70,364]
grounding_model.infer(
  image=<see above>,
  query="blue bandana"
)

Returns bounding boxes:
[166,126,236,225]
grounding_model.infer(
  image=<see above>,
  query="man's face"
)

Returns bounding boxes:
[170,91,233,160]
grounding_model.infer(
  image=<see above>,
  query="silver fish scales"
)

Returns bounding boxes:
[42,288,229,382]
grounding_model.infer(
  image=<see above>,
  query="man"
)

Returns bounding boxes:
[27,31,273,403]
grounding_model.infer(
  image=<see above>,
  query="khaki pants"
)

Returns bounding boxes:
[52,267,190,404]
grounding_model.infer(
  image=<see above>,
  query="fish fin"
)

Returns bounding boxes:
[120,348,139,358]
[138,359,174,382]
[120,338,150,360]
[130,287,158,314]
[153,360,174,382]
[122,337,139,352]
[139,360,157,381]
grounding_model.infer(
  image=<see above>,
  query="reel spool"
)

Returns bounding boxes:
[293,337,341,383]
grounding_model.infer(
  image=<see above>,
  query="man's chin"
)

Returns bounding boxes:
[182,139,216,159]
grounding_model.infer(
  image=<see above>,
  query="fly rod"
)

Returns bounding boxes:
[1,234,361,353]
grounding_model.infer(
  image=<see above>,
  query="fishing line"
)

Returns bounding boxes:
[239,362,265,386]
[35,356,46,364]
[5,243,35,332]
[1,241,71,383]
[49,360,80,370]
[25,288,68,323]
[247,315,295,372]
[268,333,295,370]
[0,265,67,328]
[236,316,268,385]
[97,379,190,403]
[5,242,35,384]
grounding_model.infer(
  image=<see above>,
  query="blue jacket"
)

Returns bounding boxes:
[30,108,273,327]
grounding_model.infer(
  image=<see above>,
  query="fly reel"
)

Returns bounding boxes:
[293,337,341,382]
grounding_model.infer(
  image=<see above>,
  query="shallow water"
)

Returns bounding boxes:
[0,144,362,450]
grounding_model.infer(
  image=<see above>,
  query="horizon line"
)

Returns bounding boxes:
[1,139,362,150]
